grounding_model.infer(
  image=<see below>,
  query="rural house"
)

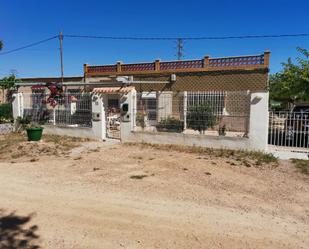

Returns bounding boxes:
[14,51,270,150]
[83,51,270,137]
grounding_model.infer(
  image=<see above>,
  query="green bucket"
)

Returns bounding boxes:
[26,127,44,141]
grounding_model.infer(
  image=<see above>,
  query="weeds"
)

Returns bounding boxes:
[0,133,26,152]
[43,135,91,150]
[89,148,100,153]
[124,142,278,166]
[0,133,89,161]
[291,159,309,175]
[130,174,148,180]
[131,155,144,160]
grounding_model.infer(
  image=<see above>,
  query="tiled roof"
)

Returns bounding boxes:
[92,86,135,94]
[20,76,83,83]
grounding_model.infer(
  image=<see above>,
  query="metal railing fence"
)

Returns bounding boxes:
[134,91,251,136]
[23,92,92,127]
[269,111,309,148]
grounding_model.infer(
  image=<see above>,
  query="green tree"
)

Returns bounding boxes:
[269,47,309,108]
[0,40,3,50]
[0,74,19,102]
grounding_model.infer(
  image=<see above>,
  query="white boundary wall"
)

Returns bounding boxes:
[12,90,270,152]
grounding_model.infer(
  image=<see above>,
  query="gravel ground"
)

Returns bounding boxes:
[0,123,13,135]
[0,137,308,249]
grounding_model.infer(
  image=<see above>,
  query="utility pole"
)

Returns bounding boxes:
[59,31,64,83]
[177,38,183,60]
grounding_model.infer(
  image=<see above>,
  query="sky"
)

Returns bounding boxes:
[1,0,309,78]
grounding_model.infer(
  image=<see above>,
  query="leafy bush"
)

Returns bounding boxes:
[16,116,31,128]
[156,117,184,133]
[136,112,146,128]
[187,104,216,133]
[0,103,13,123]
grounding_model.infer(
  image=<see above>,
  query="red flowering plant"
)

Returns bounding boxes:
[42,83,64,108]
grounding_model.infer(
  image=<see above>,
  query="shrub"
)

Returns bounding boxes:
[136,112,146,128]
[291,159,309,175]
[187,104,216,133]
[0,103,13,123]
[156,117,184,133]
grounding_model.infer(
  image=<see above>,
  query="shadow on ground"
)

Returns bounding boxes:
[0,209,40,249]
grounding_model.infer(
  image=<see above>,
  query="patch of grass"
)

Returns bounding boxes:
[131,155,144,160]
[130,174,148,180]
[291,159,309,175]
[242,160,251,168]
[124,142,278,166]
[89,148,100,153]
[43,135,91,150]
[11,153,23,159]
[0,133,26,152]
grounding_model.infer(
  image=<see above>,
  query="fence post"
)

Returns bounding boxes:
[53,108,56,125]
[120,89,137,141]
[183,91,187,130]
[91,93,106,140]
[12,93,24,119]
[249,91,269,151]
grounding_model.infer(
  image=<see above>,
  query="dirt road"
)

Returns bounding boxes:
[0,138,308,249]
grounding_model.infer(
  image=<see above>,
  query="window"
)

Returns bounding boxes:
[187,92,226,115]
[137,92,157,121]
[108,98,119,108]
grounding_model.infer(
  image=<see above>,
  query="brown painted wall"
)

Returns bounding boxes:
[121,69,268,92]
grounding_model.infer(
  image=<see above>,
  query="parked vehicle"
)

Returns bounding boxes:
[269,103,309,148]
[284,103,309,147]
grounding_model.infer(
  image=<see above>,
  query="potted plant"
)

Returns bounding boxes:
[17,116,44,141]
[25,124,44,141]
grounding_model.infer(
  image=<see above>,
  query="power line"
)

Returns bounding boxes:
[0,35,58,55]
[64,33,309,40]
[1,33,309,56]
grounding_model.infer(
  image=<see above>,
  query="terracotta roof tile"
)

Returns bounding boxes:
[92,86,135,94]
